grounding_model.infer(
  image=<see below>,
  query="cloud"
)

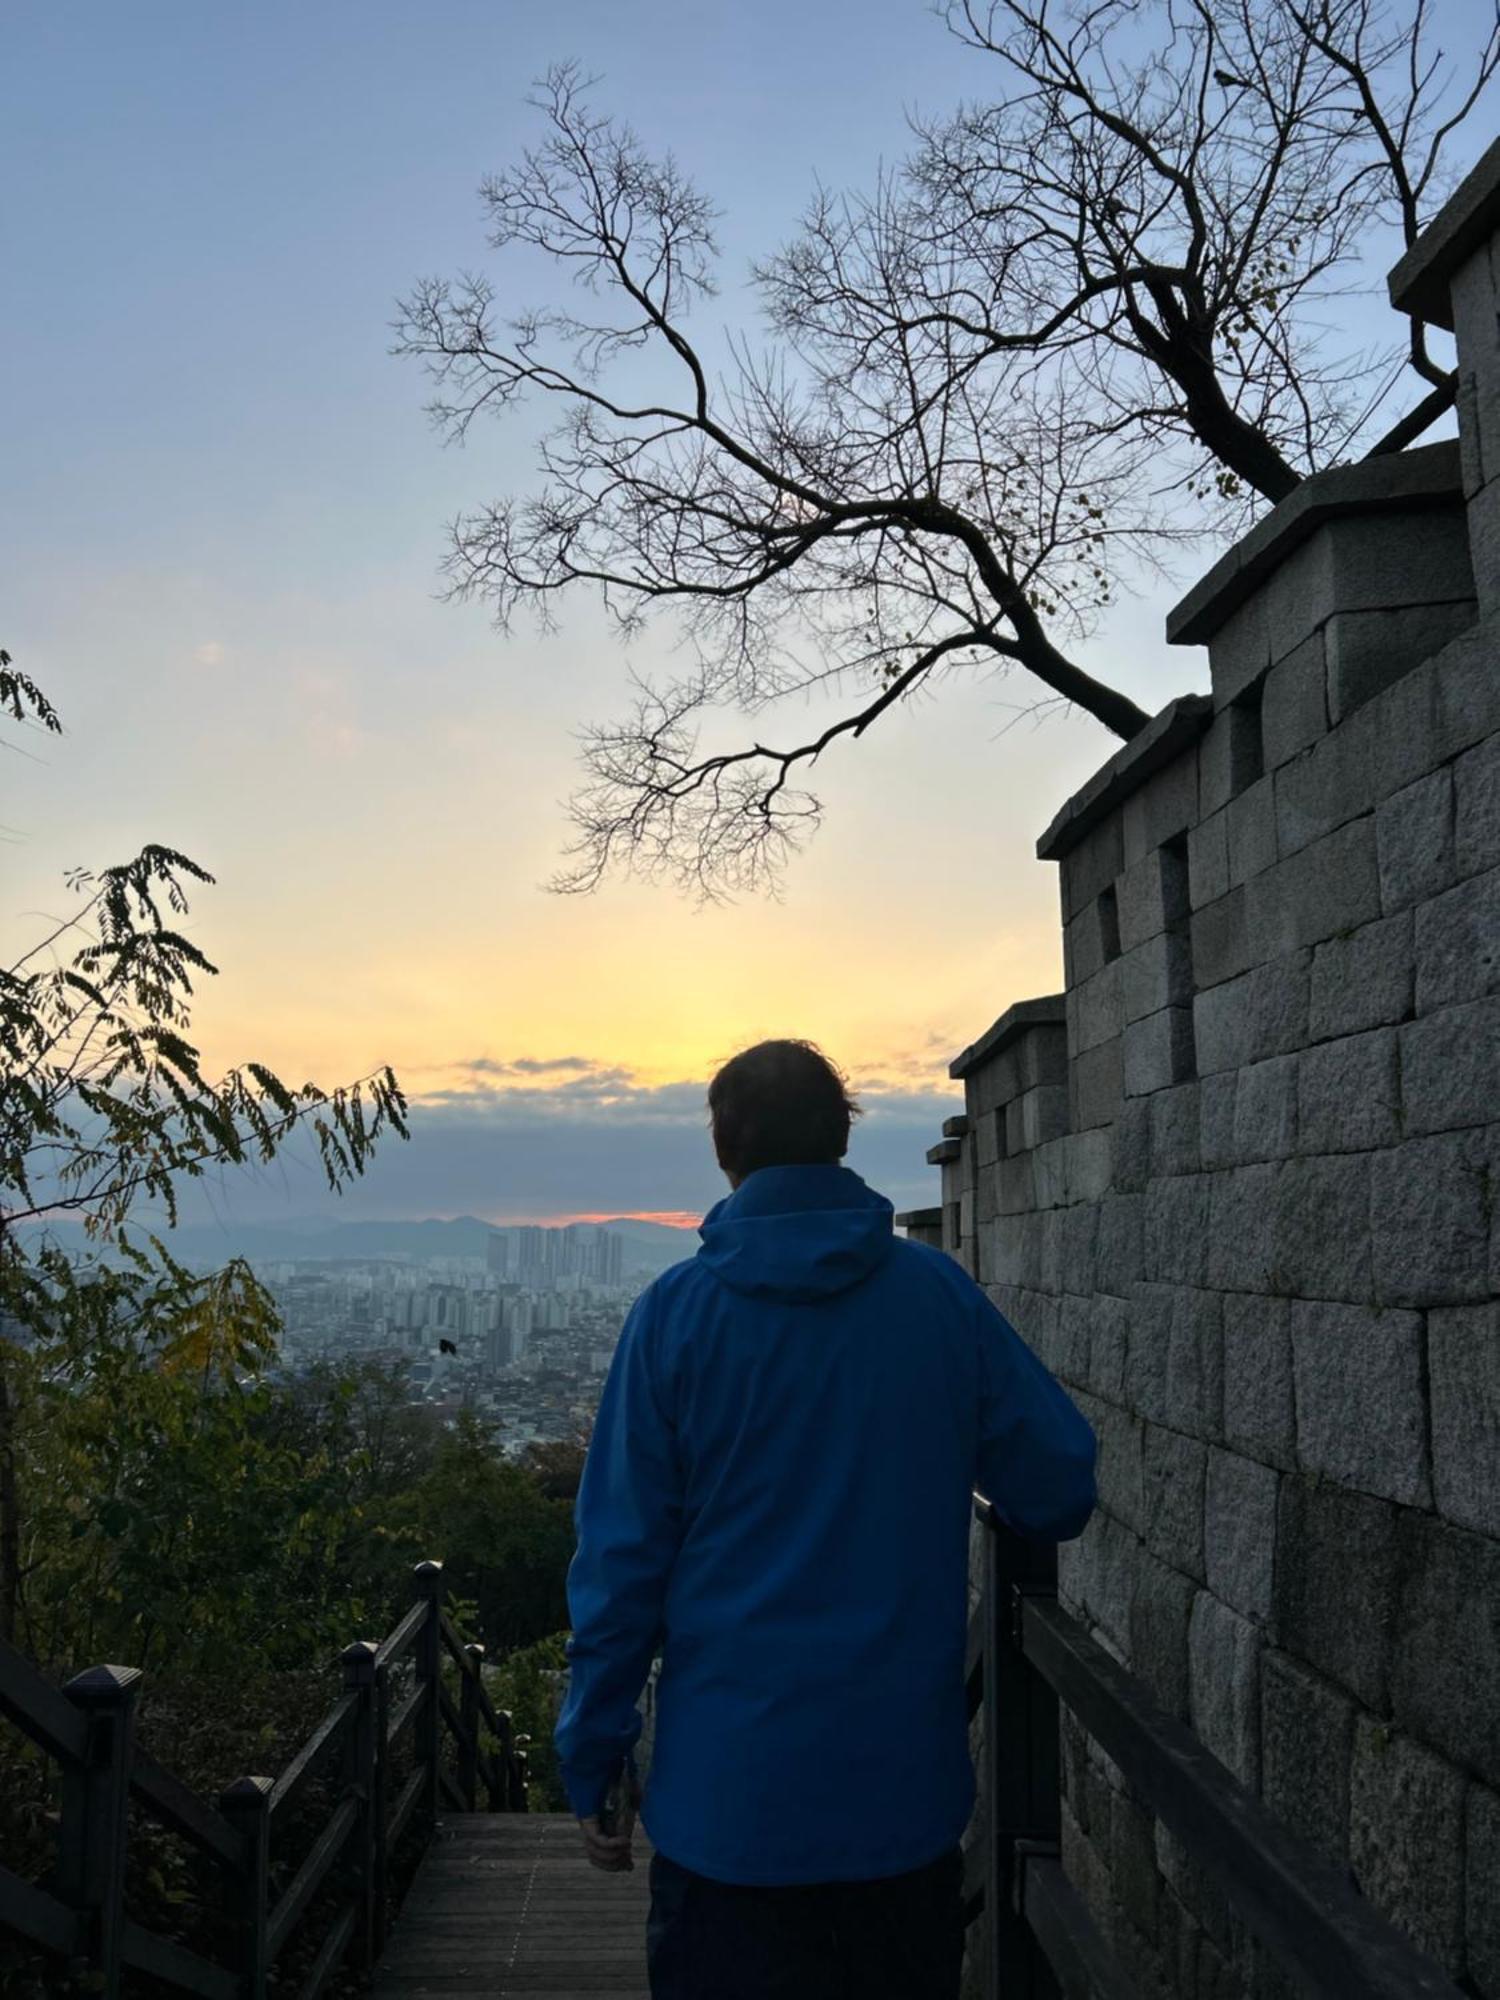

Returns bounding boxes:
[193,641,225,666]
[461,1054,597,1077]
[165,1057,959,1229]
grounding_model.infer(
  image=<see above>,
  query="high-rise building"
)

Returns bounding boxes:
[486,1321,515,1372]
[485,1232,510,1279]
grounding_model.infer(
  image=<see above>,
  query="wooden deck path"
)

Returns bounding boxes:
[372,1813,654,1997]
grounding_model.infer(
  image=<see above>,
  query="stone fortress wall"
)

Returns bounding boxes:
[906,140,1500,1997]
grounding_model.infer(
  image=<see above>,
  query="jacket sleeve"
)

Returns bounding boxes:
[554,1283,684,1818]
[974,1289,1097,1541]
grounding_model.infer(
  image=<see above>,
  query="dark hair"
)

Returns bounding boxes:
[707,1039,862,1180]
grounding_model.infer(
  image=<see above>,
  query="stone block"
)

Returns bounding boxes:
[1415,862,1500,1011]
[1150,1081,1201,1177]
[1226,774,1278,886]
[1144,1174,1212,1286]
[1188,807,1231,908]
[1057,1201,1101,1297]
[1428,1302,1500,1536]
[1005,1082,1071,1154]
[1121,928,1194,1026]
[1199,701,1266,816]
[1291,1300,1430,1505]
[1068,890,1123,988]
[1114,1096,1152,1193]
[1205,1163,1279,1293]
[1199,1073,1237,1170]
[995,1152,1034,1215]
[1393,1511,1500,1789]
[1402,995,1500,1135]
[1061,810,1125,920]
[1204,1448,1277,1621]
[1308,909,1414,1039]
[1143,1425,1207,1580]
[1271,1154,1373,1299]
[1195,953,1312,1075]
[1370,1128,1492,1307]
[1375,765,1455,913]
[1031,1135,1069,1210]
[1326,598,1477,726]
[1274,1478,1399,1709]
[1097,1193,1145,1290]
[1191,887,1253,991]
[1452,240,1500,492]
[1467,1786,1500,2000]
[966,1048,1020,1121]
[1208,592,1273,710]
[1125,1282,1176,1425]
[1271,694,1381,855]
[976,1105,1004,1169]
[1167,1288,1224,1441]
[1248,815,1382,956]
[1130,1550,1198,1719]
[1123,1006,1196,1098]
[1122,752,1199,868]
[1261,631,1328,769]
[1068,1128,1115,1205]
[1349,1721,1466,1976]
[1018,1024,1071,1091]
[1086,1392,1144,1526]
[1454,728,1500,880]
[1074,961,1124,1054]
[1234,1054,1299,1162]
[1260,1650,1354,1866]
[1296,1028,1399,1153]
[1071,1036,1124,1133]
[1222,1293,1295,1468]
[1188,1591,1261,1787]
[1089,1293,1131,1403]
[1117,842,1192,953]
[1469,473,1500,619]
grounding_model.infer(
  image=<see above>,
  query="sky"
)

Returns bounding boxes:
[1,0,1473,1231]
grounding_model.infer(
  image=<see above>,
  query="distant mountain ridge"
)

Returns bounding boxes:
[19,1212,699,1275]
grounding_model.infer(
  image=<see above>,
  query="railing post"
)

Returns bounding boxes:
[413,1559,444,1826]
[372,1658,391,1954]
[459,1643,484,1809]
[495,1707,518,1811]
[983,1521,1061,2000]
[513,1732,531,1814]
[56,1663,140,2000]
[341,1640,380,1969]
[218,1774,272,2000]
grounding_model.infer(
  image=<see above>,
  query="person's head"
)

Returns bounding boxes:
[706,1039,863,1187]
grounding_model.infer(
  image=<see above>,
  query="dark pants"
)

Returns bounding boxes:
[646,1843,965,1999]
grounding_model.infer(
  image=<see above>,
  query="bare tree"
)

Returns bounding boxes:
[395,0,1497,901]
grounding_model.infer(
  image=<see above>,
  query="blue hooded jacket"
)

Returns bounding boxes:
[554,1163,1097,1885]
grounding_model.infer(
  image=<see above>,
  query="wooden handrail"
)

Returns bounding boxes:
[132,1745,245,1870]
[268,1689,358,1824]
[0,1556,529,1997]
[967,1495,1468,2000]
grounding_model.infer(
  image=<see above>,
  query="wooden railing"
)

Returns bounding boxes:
[962,1496,1466,2000]
[0,1558,529,1999]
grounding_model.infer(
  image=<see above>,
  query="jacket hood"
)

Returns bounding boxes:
[695,1163,895,1302]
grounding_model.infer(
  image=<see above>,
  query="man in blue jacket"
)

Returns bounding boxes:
[555,1038,1097,1998]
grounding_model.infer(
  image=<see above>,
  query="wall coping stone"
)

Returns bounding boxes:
[1388,133,1500,331]
[926,1136,964,1165]
[942,1114,971,1138]
[950,994,1066,1079]
[1165,441,1464,648]
[894,1206,942,1229]
[1035,695,1213,861]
